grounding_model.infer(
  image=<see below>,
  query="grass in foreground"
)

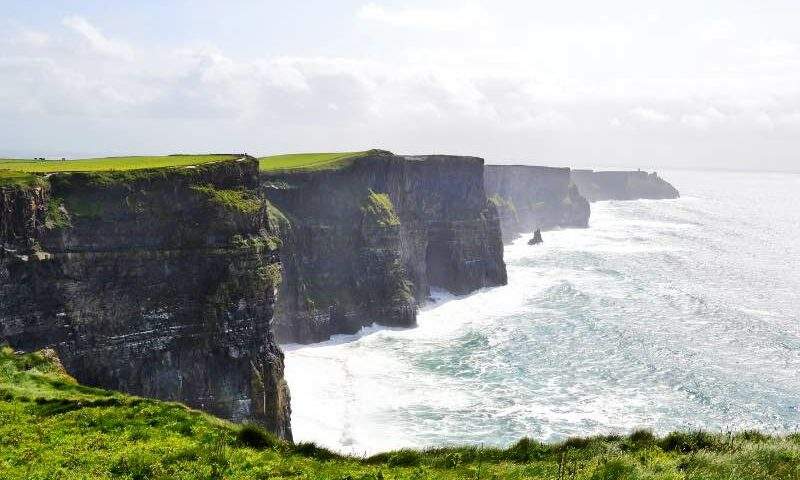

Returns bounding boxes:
[258,151,372,172]
[1,347,799,479]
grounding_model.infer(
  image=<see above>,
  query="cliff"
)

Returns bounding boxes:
[0,157,291,439]
[570,169,679,201]
[484,165,590,243]
[261,151,507,344]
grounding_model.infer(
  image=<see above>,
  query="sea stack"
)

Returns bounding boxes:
[528,229,543,245]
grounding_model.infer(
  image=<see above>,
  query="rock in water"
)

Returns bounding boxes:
[528,229,543,245]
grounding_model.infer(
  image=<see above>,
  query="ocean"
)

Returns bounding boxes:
[283,169,800,455]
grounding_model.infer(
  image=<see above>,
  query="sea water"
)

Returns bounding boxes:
[284,169,800,455]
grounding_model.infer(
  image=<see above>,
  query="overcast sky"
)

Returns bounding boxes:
[2,1,799,171]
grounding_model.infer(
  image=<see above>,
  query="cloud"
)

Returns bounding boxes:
[680,107,727,130]
[356,2,488,30]
[629,107,671,123]
[3,10,800,169]
[17,29,49,47]
[698,18,736,42]
[62,15,133,59]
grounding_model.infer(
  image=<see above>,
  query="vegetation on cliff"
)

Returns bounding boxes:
[2,347,798,479]
[191,185,263,215]
[362,190,401,227]
[488,194,518,220]
[0,170,44,187]
[44,197,70,229]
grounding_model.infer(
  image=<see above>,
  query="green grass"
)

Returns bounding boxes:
[0,154,241,188]
[2,346,800,479]
[258,151,372,172]
[0,154,240,174]
[0,170,41,187]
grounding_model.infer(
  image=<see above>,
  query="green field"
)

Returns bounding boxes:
[1,347,798,479]
[0,152,373,184]
[0,154,242,187]
[0,154,239,174]
[258,151,371,172]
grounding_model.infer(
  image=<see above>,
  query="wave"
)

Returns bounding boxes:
[285,173,800,454]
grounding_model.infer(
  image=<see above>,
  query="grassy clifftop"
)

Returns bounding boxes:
[258,151,375,172]
[1,348,798,479]
[0,154,241,187]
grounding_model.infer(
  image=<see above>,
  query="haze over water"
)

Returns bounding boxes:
[284,169,800,455]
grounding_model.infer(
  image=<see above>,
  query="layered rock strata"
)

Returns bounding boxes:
[0,158,291,439]
[262,151,507,344]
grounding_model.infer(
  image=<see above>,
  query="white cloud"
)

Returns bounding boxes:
[698,18,736,42]
[754,39,799,59]
[62,15,134,59]
[3,6,800,169]
[18,29,49,47]
[680,107,727,130]
[357,2,488,30]
[629,107,671,123]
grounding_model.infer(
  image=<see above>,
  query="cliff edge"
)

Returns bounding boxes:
[0,156,291,439]
[261,150,507,344]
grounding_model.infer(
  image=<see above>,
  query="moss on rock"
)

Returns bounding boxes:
[362,190,400,227]
[191,184,262,214]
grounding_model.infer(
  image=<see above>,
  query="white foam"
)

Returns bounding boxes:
[285,175,800,454]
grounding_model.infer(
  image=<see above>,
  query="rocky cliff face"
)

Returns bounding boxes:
[484,165,590,243]
[263,151,507,344]
[0,158,291,439]
[571,170,679,201]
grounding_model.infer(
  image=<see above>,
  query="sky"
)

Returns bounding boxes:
[1,1,799,171]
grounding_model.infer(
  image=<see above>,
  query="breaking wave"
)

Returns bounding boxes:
[284,169,800,455]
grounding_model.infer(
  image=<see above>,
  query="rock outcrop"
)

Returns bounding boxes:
[570,170,679,201]
[484,165,590,243]
[0,158,291,439]
[528,229,543,245]
[262,151,507,344]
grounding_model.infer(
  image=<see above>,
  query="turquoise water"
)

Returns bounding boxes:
[284,170,800,455]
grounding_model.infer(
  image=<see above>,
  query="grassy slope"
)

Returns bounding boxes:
[258,151,369,172]
[1,348,799,479]
[0,155,240,186]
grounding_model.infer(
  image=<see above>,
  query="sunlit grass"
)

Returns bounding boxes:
[258,151,370,172]
[0,154,239,173]
[2,346,799,479]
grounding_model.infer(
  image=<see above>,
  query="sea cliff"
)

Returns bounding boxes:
[484,165,590,243]
[261,150,507,344]
[571,169,680,201]
[0,157,291,439]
